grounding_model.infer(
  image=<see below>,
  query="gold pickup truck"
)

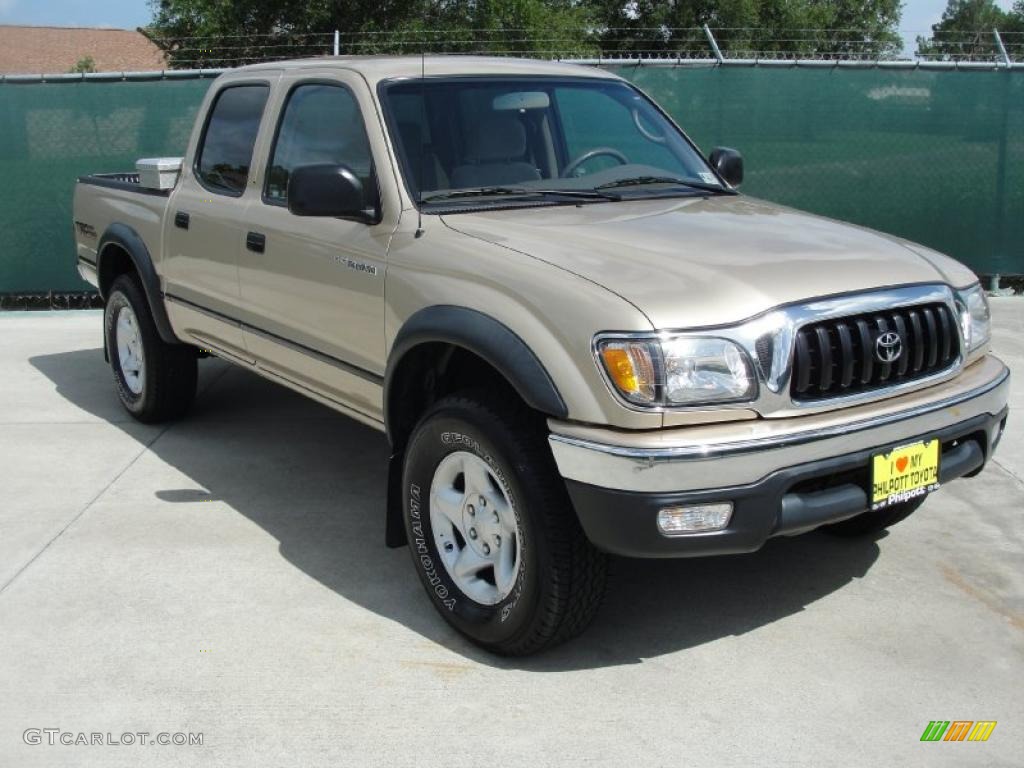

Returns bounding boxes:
[73,56,1010,655]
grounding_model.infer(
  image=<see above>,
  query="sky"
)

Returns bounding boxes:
[0,0,1017,41]
[0,0,154,30]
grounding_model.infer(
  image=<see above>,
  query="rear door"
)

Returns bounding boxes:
[162,78,276,360]
[236,69,391,422]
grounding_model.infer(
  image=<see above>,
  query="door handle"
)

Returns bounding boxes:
[174,211,190,230]
[245,232,266,253]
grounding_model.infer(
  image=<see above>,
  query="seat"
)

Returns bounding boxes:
[450,114,541,189]
[397,121,449,193]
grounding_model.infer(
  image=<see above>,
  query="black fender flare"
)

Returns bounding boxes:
[385,305,568,442]
[97,223,180,345]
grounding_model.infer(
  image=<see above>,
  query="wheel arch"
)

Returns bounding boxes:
[382,306,570,549]
[384,305,568,449]
[97,223,179,345]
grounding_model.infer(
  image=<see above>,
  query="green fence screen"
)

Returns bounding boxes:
[1,67,1021,293]
[0,78,211,293]
[619,66,1022,280]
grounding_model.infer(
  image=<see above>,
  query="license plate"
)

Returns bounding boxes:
[871,439,941,511]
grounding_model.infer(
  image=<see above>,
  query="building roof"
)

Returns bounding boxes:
[0,25,167,75]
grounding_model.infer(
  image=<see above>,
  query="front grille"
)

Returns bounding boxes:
[791,302,959,401]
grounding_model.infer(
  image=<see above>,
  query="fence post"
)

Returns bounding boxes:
[993,28,1011,68]
[703,24,724,63]
[334,30,340,57]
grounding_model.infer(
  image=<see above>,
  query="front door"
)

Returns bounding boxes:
[236,71,390,423]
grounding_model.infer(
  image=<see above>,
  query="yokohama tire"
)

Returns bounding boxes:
[104,274,197,423]
[403,393,608,655]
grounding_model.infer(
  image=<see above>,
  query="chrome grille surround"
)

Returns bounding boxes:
[790,301,959,401]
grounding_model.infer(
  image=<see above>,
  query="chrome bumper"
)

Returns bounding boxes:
[549,355,1010,493]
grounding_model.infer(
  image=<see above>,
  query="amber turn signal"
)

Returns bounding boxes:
[598,341,658,404]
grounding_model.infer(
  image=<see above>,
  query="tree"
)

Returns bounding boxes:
[585,0,902,58]
[917,0,1024,60]
[146,0,905,67]
[69,55,97,73]
[391,0,598,56]
[147,0,597,67]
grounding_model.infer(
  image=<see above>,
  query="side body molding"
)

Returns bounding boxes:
[386,305,569,437]
[97,223,180,344]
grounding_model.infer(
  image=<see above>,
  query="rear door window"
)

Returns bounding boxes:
[196,84,270,196]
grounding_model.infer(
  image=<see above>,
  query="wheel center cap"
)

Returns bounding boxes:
[463,502,498,557]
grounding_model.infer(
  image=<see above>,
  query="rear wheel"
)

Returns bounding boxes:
[823,497,926,536]
[402,393,608,655]
[105,274,197,423]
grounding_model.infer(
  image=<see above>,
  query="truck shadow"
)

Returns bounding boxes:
[31,348,881,671]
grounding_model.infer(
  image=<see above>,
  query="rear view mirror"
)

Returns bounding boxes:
[287,164,378,222]
[709,147,743,188]
[493,91,551,111]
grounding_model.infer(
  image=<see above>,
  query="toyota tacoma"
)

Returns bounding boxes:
[73,56,1010,655]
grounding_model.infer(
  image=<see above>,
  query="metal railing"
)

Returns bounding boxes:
[2,26,1021,82]
[146,25,1021,65]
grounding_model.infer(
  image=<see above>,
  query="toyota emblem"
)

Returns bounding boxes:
[875,331,903,364]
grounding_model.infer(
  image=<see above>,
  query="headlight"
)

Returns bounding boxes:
[955,284,991,353]
[597,335,757,407]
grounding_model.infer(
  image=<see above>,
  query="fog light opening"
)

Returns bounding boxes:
[657,502,733,536]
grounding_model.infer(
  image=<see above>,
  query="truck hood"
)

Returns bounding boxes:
[441,195,975,330]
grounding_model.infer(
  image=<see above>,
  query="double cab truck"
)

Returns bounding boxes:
[73,56,1010,655]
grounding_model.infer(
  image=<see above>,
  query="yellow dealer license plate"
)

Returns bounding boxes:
[871,439,941,511]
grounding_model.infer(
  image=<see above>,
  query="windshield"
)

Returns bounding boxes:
[381,77,722,207]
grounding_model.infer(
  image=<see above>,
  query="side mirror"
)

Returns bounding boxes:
[287,164,377,221]
[709,147,743,188]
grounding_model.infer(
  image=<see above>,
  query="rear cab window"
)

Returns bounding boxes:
[195,84,270,196]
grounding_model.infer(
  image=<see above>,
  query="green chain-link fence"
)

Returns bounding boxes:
[0,66,1020,294]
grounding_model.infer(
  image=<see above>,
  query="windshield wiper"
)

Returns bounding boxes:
[421,186,615,203]
[595,176,735,195]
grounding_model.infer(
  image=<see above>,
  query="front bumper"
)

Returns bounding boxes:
[550,356,1010,558]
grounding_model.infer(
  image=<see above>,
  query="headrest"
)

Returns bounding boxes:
[398,121,422,152]
[467,114,527,162]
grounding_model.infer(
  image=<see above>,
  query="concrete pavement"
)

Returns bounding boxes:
[1,301,1022,767]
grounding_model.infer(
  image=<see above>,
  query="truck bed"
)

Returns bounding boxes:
[77,172,172,198]
[73,173,174,291]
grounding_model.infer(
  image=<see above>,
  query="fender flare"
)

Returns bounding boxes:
[385,305,568,441]
[97,223,179,345]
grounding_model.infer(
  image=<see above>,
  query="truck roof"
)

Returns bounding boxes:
[226,55,622,85]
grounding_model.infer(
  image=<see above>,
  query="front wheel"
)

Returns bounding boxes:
[402,393,608,655]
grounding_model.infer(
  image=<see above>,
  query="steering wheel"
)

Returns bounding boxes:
[633,108,666,144]
[561,147,629,178]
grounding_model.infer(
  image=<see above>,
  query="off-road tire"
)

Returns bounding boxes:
[403,392,608,655]
[104,274,197,423]
[823,497,927,536]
